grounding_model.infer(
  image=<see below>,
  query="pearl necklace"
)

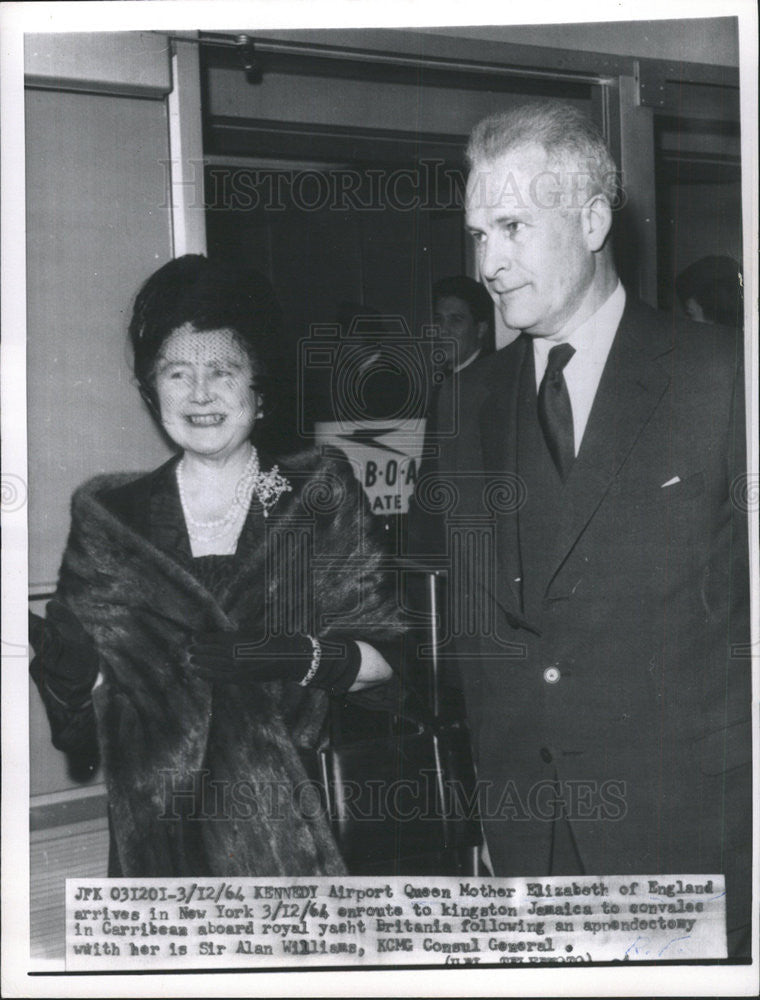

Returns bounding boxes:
[177,448,257,538]
[177,447,292,547]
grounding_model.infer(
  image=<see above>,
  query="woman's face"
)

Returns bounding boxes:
[154,324,262,461]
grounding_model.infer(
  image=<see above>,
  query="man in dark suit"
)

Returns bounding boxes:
[408,101,751,955]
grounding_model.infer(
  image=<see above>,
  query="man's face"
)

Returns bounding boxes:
[465,144,595,336]
[433,295,483,367]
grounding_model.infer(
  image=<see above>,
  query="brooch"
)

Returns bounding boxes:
[237,449,292,517]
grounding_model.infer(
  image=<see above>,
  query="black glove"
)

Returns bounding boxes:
[185,631,362,695]
[28,600,100,705]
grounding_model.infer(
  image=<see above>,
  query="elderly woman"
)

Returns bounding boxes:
[29,255,403,877]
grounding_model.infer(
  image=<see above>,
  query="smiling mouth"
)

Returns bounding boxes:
[185,413,226,426]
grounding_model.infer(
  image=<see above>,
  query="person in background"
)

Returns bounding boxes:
[432,275,495,374]
[29,254,403,878]
[676,254,743,327]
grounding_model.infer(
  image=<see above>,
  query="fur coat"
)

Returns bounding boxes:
[54,448,404,877]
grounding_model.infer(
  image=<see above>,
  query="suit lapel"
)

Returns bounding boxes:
[478,338,524,477]
[547,301,672,589]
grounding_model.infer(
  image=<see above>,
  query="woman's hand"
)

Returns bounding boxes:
[185,631,374,694]
[28,600,100,704]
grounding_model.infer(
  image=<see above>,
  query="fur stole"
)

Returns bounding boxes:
[56,449,403,877]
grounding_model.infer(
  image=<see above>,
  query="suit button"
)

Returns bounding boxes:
[540,747,553,763]
[543,666,561,684]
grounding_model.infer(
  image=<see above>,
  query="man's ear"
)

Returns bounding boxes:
[582,193,613,252]
[476,320,489,346]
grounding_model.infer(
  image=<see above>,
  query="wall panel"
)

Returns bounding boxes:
[26,88,174,591]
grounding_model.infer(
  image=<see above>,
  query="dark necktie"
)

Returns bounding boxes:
[537,343,576,481]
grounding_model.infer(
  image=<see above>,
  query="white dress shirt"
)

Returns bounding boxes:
[532,282,626,455]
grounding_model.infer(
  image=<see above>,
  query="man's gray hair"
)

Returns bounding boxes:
[466,100,619,205]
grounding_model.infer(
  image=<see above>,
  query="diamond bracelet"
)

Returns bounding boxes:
[299,635,322,686]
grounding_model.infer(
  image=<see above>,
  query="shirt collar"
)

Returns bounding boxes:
[533,281,625,360]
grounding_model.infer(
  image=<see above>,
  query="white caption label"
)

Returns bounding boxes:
[66,874,727,969]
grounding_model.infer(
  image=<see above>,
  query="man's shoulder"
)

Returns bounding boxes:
[455,336,526,388]
[621,296,742,371]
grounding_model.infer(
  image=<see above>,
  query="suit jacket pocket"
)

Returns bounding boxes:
[615,470,706,507]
